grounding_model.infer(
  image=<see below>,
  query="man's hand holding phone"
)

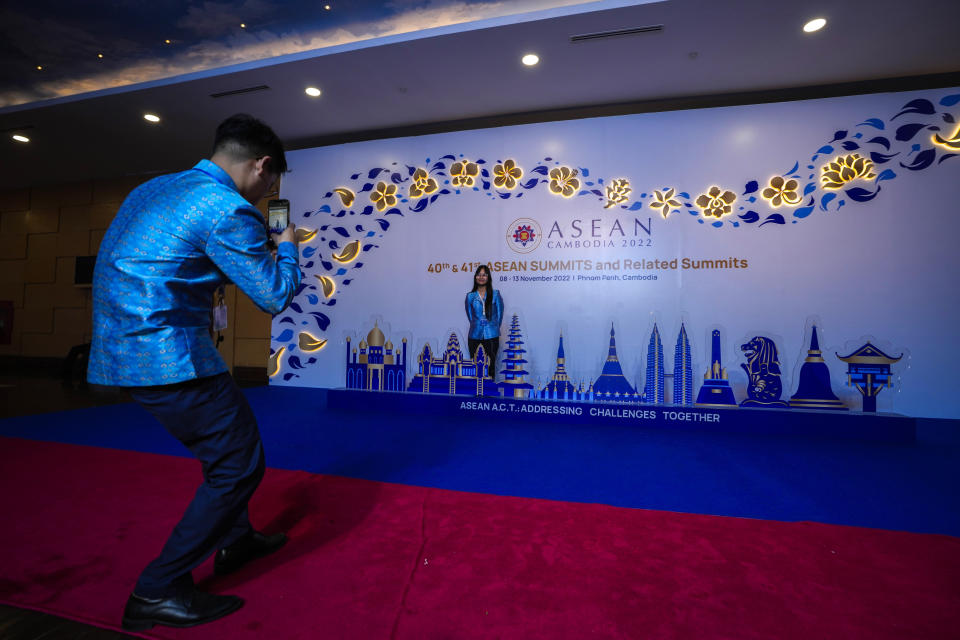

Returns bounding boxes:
[271,223,298,248]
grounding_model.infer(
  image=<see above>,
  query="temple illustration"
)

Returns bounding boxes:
[643,323,665,404]
[673,324,694,405]
[537,333,592,401]
[789,326,847,410]
[593,324,641,402]
[345,323,407,392]
[836,341,902,412]
[695,329,737,406]
[498,315,535,398]
[406,332,499,396]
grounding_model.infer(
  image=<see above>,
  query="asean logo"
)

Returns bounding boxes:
[506,218,542,254]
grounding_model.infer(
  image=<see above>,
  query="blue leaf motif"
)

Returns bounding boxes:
[743,180,758,195]
[760,214,785,226]
[288,356,305,370]
[783,161,799,176]
[875,169,896,182]
[830,130,848,142]
[939,94,960,107]
[521,177,539,189]
[678,192,690,199]
[497,192,512,199]
[895,123,927,141]
[893,99,935,119]
[367,168,383,179]
[307,357,317,365]
[360,205,374,216]
[867,136,890,150]
[309,312,330,331]
[845,186,879,202]
[317,204,331,213]
[857,118,885,130]
[275,329,294,342]
[335,268,347,276]
[628,202,644,211]
[820,193,836,211]
[711,221,723,228]
[376,219,390,231]
[792,205,814,219]
[943,113,955,124]
[328,240,339,250]
[302,246,316,258]
[391,172,403,184]
[482,181,490,190]
[384,208,403,216]
[279,316,295,325]
[431,161,445,172]
[803,182,817,196]
[289,302,303,314]
[738,211,760,223]
[410,198,429,212]
[869,151,899,164]
[579,167,590,177]
[816,145,834,154]
[841,141,860,151]
[938,153,958,164]
[321,260,333,271]
[306,294,319,305]
[531,166,549,175]
[900,148,935,171]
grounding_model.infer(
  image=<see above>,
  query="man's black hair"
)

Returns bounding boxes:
[213,113,288,174]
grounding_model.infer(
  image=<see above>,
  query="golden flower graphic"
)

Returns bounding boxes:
[493,159,523,190]
[604,178,631,208]
[649,188,681,218]
[450,160,480,188]
[761,176,802,207]
[695,186,737,218]
[370,181,397,211]
[548,166,580,198]
[334,187,355,207]
[820,154,876,190]
[933,124,960,149]
[409,168,439,198]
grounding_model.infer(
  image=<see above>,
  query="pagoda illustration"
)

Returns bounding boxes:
[498,314,535,398]
[592,324,640,402]
[539,332,578,399]
[345,322,407,391]
[673,323,694,406]
[789,326,847,410]
[406,332,499,396]
[695,329,737,407]
[643,323,665,404]
[836,341,902,412]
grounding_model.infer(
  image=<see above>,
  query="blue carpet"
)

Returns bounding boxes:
[2,386,958,536]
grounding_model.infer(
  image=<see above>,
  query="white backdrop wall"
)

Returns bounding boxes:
[274,87,960,419]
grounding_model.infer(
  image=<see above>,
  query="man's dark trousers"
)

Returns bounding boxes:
[128,372,265,598]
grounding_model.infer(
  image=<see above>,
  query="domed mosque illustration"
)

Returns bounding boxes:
[345,322,407,391]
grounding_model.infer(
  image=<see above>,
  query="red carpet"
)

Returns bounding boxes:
[1,436,958,639]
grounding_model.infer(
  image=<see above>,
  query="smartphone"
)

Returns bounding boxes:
[267,199,290,235]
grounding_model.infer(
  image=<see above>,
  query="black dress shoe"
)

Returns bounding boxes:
[214,530,288,575]
[121,590,243,631]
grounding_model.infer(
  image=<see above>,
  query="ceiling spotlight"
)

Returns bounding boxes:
[240,23,246,28]
[521,53,539,66]
[324,4,331,9]
[36,65,43,71]
[803,18,826,33]
[305,87,322,97]
[164,39,171,44]
[143,113,161,123]
[97,53,104,59]
[12,134,30,143]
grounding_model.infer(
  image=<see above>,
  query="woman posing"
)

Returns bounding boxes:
[464,264,504,376]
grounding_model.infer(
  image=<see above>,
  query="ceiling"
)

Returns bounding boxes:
[2,0,959,191]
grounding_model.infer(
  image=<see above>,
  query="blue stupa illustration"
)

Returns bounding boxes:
[739,335,789,408]
[673,323,694,406]
[593,324,640,402]
[695,329,737,407]
[789,326,847,410]
[539,332,578,399]
[345,323,407,391]
[406,332,498,396]
[836,341,902,413]
[498,314,535,398]
[643,323,665,404]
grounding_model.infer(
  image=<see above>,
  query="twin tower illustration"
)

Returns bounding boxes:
[345,318,901,412]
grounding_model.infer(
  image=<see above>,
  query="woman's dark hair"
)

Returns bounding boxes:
[212,113,288,174]
[470,264,494,320]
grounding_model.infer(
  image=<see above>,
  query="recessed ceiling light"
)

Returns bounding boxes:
[240,23,246,28]
[12,134,30,143]
[36,65,43,71]
[143,113,160,123]
[97,53,104,59]
[521,53,539,66]
[324,4,331,9]
[164,39,171,44]
[305,87,322,97]
[803,18,826,33]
